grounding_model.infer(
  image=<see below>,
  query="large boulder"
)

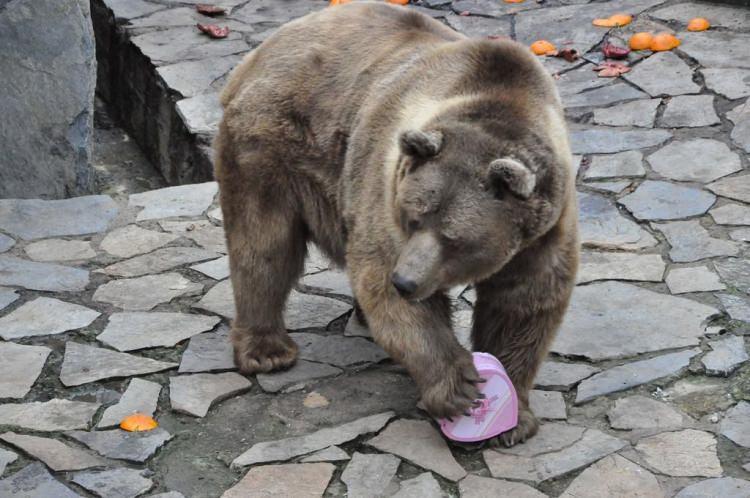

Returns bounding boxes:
[0,0,96,199]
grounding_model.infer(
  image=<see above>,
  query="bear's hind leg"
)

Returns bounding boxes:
[218,157,306,374]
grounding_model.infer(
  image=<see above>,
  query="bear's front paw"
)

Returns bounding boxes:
[418,352,483,419]
[231,327,298,373]
[489,407,539,448]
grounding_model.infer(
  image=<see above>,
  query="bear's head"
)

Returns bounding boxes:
[390,118,569,300]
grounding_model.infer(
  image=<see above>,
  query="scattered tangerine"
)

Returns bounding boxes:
[650,32,681,51]
[530,39,556,55]
[629,32,654,50]
[593,13,632,27]
[120,413,158,432]
[687,17,710,31]
[387,0,409,4]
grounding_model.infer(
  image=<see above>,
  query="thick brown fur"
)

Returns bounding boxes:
[215,2,579,446]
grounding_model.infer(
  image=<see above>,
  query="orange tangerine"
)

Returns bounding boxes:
[629,32,654,50]
[687,17,710,31]
[650,32,681,51]
[530,40,556,55]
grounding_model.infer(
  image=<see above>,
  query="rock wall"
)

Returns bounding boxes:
[0,0,96,199]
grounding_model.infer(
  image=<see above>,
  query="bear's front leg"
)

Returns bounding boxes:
[350,263,483,419]
[471,239,577,447]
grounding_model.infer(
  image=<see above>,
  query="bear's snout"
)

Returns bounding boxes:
[391,272,418,297]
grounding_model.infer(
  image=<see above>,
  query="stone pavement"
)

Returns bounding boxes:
[2,0,750,496]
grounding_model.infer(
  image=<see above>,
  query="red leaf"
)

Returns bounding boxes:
[601,38,630,59]
[548,48,579,62]
[593,61,630,77]
[197,23,230,39]
[459,10,470,16]
[196,4,226,16]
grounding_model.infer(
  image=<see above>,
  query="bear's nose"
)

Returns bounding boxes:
[392,273,418,297]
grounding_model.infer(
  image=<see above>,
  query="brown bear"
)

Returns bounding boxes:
[215,1,578,446]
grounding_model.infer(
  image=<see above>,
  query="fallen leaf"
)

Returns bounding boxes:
[530,39,556,56]
[120,413,158,432]
[593,61,630,78]
[650,32,680,51]
[197,23,230,39]
[687,17,710,32]
[196,4,226,16]
[303,391,330,408]
[387,0,409,4]
[548,48,579,62]
[602,37,630,59]
[459,10,470,16]
[593,13,632,27]
[629,32,653,50]
[505,0,525,3]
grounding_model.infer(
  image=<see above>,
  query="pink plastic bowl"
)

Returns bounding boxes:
[438,352,518,442]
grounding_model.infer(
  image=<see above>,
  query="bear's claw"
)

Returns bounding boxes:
[231,328,298,374]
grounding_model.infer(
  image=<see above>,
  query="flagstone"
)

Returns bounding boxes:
[291,333,388,367]
[0,399,100,432]
[0,448,16,476]
[635,429,721,477]
[128,182,218,221]
[222,463,334,498]
[98,312,220,351]
[529,390,566,420]
[619,181,716,221]
[178,327,235,373]
[0,432,108,471]
[72,468,154,498]
[553,282,717,360]
[676,477,750,498]
[100,225,178,258]
[100,246,219,278]
[661,95,720,128]
[654,220,739,262]
[393,472,444,498]
[559,454,663,498]
[299,269,353,298]
[607,395,685,430]
[60,342,177,387]
[190,255,229,280]
[708,174,750,203]
[341,452,400,498]
[702,335,748,377]
[570,128,671,154]
[647,139,740,183]
[459,475,546,498]
[625,51,699,96]
[701,68,750,99]
[665,266,725,294]
[0,342,51,398]
[0,288,16,311]
[97,378,162,429]
[0,233,13,253]
[0,195,118,240]
[718,294,750,323]
[67,428,172,463]
[169,372,252,417]
[232,412,394,467]
[576,349,701,403]
[720,401,750,448]
[710,203,750,226]
[534,362,599,391]
[0,297,100,340]
[367,419,466,481]
[578,192,657,250]
[577,252,665,283]
[0,255,89,292]
[583,151,645,180]
[24,239,96,262]
[94,272,203,310]
[680,31,750,69]
[0,463,81,498]
[591,100,659,128]
[714,258,750,294]
[257,360,342,393]
[300,446,350,463]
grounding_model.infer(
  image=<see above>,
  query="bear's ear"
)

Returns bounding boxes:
[488,158,536,199]
[399,130,443,158]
